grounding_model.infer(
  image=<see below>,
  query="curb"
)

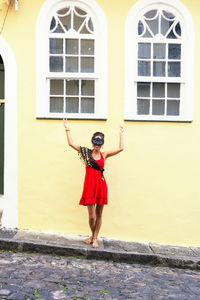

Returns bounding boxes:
[0,237,200,271]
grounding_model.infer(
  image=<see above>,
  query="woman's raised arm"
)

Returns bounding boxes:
[63,119,80,152]
[103,126,124,159]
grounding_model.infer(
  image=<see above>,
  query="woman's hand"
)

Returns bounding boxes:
[63,118,70,130]
[63,118,80,152]
[103,126,124,159]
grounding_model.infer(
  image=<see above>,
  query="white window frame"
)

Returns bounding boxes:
[36,0,107,119]
[125,0,194,122]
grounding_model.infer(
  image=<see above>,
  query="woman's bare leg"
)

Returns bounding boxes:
[92,205,104,248]
[85,205,96,244]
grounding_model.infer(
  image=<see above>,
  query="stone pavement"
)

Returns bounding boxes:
[0,229,200,270]
[0,250,200,299]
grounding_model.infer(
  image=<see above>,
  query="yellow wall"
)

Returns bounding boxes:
[1,0,200,246]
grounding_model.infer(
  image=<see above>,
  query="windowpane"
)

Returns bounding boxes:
[50,80,64,95]
[65,39,78,54]
[81,98,94,113]
[137,99,150,115]
[66,80,79,95]
[165,23,181,38]
[143,29,153,38]
[57,8,71,31]
[81,80,94,96]
[65,97,79,113]
[146,19,158,35]
[80,24,91,34]
[57,7,70,15]
[75,7,86,15]
[161,17,173,36]
[138,61,150,76]
[168,44,181,59]
[153,83,165,97]
[137,82,150,97]
[153,62,165,76]
[167,100,180,115]
[167,29,177,39]
[53,24,64,33]
[59,15,71,31]
[50,38,63,54]
[88,18,94,32]
[153,44,165,59]
[65,57,78,72]
[145,10,157,18]
[74,14,85,31]
[50,97,64,112]
[138,43,151,58]
[50,17,56,31]
[152,100,165,115]
[175,23,181,37]
[50,56,63,72]
[81,40,94,55]
[138,21,144,35]
[168,62,180,77]
[50,17,65,33]
[81,57,94,73]
[167,83,180,98]
[163,11,175,19]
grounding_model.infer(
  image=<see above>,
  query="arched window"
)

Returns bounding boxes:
[36,0,107,119]
[125,0,194,121]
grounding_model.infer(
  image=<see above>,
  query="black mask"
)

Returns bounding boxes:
[92,137,104,146]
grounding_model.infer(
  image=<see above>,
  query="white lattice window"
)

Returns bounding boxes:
[36,0,107,119]
[125,0,194,121]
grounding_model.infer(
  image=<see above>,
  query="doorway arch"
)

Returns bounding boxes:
[0,35,17,228]
[0,55,4,196]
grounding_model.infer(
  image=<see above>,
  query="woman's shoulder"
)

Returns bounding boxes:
[101,151,106,159]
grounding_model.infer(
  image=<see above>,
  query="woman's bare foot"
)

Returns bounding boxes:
[84,236,93,245]
[92,238,98,248]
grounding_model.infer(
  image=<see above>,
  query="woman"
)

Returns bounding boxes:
[63,119,124,248]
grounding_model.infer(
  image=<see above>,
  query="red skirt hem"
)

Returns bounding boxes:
[79,197,108,206]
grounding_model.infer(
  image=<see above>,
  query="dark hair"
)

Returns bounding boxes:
[91,132,104,143]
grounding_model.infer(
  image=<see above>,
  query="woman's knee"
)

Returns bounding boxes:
[96,210,103,219]
[89,215,96,223]
[87,205,96,222]
[96,205,104,219]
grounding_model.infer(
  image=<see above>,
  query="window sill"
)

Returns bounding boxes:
[36,111,107,120]
[124,118,193,123]
[36,117,107,121]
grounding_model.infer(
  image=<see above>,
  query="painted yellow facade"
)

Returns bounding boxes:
[0,0,200,246]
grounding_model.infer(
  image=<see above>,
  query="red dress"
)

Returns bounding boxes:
[79,151,108,206]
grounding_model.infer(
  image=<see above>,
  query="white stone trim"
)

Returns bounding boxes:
[0,36,18,228]
[125,0,194,121]
[36,0,108,119]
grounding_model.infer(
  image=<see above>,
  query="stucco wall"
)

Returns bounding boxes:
[1,0,200,246]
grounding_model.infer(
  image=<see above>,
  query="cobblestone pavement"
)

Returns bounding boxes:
[0,251,200,300]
